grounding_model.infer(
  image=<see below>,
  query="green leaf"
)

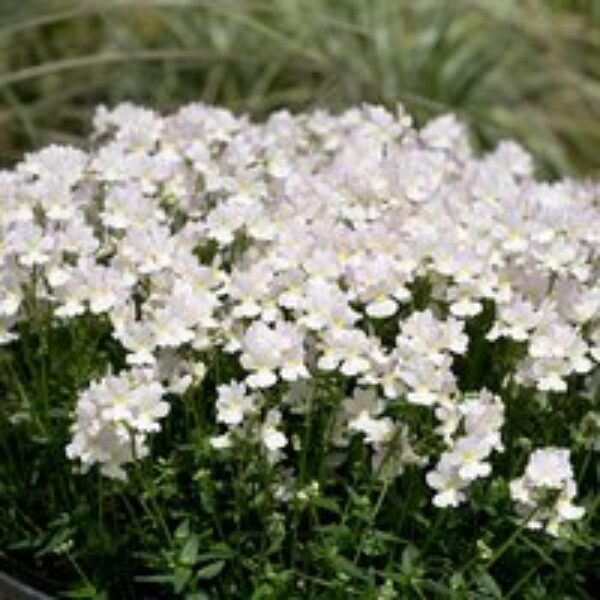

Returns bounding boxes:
[312,495,342,515]
[450,572,466,591]
[196,560,225,580]
[401,545,420,573]
[36,526,75,557]
[475,571,503,598]
[329,554,369,582]
[61,584,108,600]
[180,534,200,566]
[186,593,210,600]
[135,575,174,584]
[175,519,191,541]
[251,583,276,600]
[196,544,233,562]
[174,567,193,594]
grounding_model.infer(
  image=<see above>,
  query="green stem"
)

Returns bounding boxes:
[65,551,95,593]
[505,562,541,599]
[130,437,173,547]
[298,386,315,486]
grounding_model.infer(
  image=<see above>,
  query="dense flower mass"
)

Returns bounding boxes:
[1,102,597,534]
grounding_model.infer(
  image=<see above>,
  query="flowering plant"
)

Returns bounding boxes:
[0,103,597,598]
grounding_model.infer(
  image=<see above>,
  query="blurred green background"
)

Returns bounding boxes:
[1,0,599,176]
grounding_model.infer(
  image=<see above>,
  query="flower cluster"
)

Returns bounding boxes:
[1,101,596,531]
[66,369,168,480]
[510,448,585,536]
[210,380,288,462]
[427,390,504,507]
[395,310,467,406]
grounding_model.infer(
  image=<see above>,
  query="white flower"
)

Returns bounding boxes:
[525,448,574,489]
[461,390,504,447]
[510,448,585,536]
[84,263,132,314]
[449,296,482,318]
[400,356,456,406]
[261,409,287,452]
[240,320,307,388]
[0,272,23,317]
[448,437,492,481]
[487,297,540,342]
[115,321,158,366]
[318,328,372,376]
[366,296,398,319]
[8,222,54,267]
[275,321,310,381]
[531,357,570,392]
[20,143,87,181]
[346,254,402,318]
[299,279,359,331]
[119,223,174,274]
[396,310,468,364]
[130,383,170,432]
[229,264,273,319]
[426,455,467,508]
[149,308,195,349]
[241,321,282,387]
[420,114,467,152]
[348,411,394,446]
[216,381,256,426]
[100,183,151,230]
[344,387,385,419]
[394,148,446,203]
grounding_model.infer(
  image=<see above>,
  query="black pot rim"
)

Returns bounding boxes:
[0,571,53,600]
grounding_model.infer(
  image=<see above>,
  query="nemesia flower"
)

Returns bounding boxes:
[348,412,395,446]
[427,389,504,506]
[510,448,585,536]
[216,381,256,426]
[261,409,287,454]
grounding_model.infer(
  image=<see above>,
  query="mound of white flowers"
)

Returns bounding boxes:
[2,102,597,536]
